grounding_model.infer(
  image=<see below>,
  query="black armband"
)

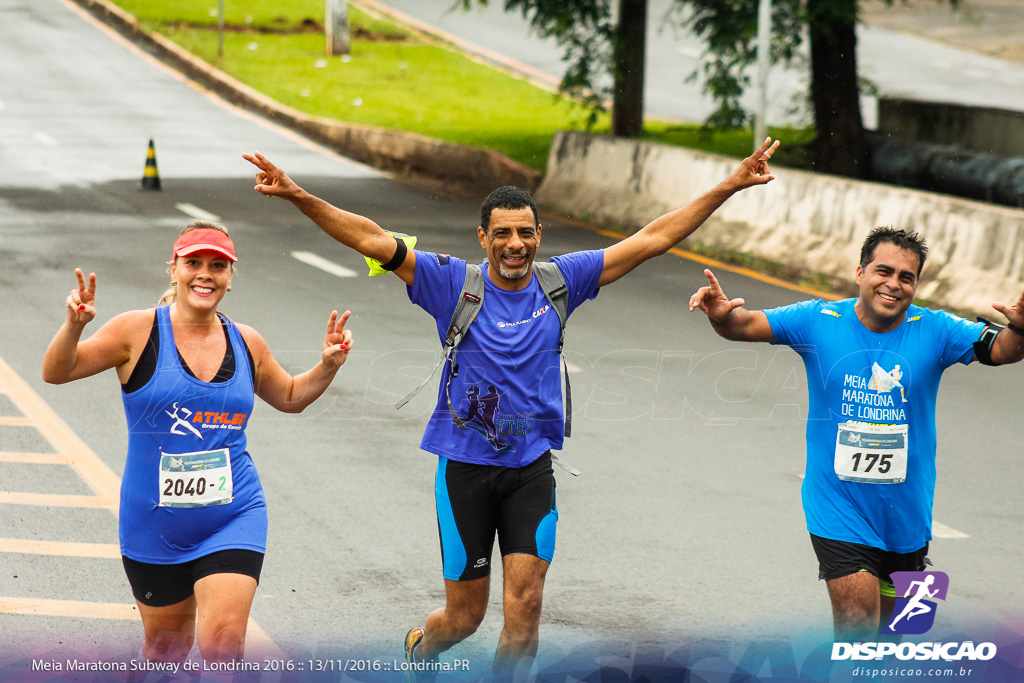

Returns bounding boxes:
[1008,322,1024,337]
[380,235,408,271]
[973,316,1004,366]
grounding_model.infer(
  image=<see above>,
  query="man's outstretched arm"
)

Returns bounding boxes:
[243,151,416,285]
[985,287,1024,365]
[597,137,780,288]
[688,269,775,343]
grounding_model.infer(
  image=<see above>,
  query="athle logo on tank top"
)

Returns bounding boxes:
[455,383,533,452]
[165,402,248,439]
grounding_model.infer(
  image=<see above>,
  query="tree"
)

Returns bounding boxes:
[806,0,866,176]
[686,0,961,177]
[464,0,958,179]
[458,0,649,137]
[686,0,870,176]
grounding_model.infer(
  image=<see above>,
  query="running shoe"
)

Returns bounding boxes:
[404,626,430,682]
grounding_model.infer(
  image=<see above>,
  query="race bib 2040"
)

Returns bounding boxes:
[158,448,233,508]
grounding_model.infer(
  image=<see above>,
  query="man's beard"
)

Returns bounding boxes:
[499,250,531,279]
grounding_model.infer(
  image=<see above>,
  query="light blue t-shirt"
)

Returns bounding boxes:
[408,250,603,467]
[764,298,983,552]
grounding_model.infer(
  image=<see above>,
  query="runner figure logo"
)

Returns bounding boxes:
[884,570,950,635]
[868,361,908,403]
[458,384,512,452]
[165,402,203,439]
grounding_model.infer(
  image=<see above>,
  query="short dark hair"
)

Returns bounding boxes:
[480,186,538,233]
[860,226,928,276]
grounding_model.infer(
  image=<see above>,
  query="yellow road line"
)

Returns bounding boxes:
[0,452,71,465]
[581,224,840,301]
[0,492,118,509]
[0,358,121,505]
[0,416,33,426]
[0,538,120,559]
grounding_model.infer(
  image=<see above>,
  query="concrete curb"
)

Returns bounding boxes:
[538,131,1024,314]
[69,0,541,197]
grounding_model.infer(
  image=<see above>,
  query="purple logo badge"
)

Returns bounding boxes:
[883,570,949,635]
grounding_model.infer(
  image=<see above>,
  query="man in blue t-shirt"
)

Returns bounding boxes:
[244,139,778,677]
[688,227,1024,640]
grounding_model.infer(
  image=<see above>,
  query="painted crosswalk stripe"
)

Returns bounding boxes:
[0,356,285,657]
[0,452,70,465]
[0,538,120,559]
[0,359,120,502]
[175,203,221,222]
[0,597,283,656]
[0,492,117,509]
[291,250,358,278]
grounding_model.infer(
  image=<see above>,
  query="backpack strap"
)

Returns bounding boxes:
[396,261,581,477]
[532,262,573,438]
[394,265,484,416]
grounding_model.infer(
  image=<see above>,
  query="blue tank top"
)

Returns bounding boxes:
[119,305,267,563]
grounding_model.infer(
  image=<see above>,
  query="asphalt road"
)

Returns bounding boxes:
[1,0,1022,679]
[372,0,1024,128]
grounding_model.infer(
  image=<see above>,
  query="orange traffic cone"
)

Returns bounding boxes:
[141,139,161,190]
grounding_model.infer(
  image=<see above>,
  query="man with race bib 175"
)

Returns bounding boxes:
[244,139,779,678]
[688,227,1024,640]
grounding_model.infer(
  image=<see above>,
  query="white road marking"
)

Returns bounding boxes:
[32,132,58,146]
[291,250,358,278]
[932,521,969,539]
[175,203,221,222]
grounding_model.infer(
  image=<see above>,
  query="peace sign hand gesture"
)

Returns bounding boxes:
[322,310,354,369]
[67,268,97,325]
[689,269,745,323]
[724,137,780,192]
[242,151,304,201]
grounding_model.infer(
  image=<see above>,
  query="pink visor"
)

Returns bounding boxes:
[172,228,238,262]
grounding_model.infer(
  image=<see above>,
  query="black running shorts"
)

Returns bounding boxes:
[122,549,264,607]
[435,451,557,581]
[810,533,929,596]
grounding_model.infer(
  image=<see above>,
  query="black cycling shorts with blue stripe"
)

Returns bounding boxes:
[435,451,557,581]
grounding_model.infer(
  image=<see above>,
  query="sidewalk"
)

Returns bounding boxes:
[860,0,1024,65]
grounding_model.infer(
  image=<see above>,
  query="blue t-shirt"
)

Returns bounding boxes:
[408,250,603,467]
[764,298,983,552]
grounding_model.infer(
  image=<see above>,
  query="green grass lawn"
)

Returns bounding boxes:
[111,0,809,171]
